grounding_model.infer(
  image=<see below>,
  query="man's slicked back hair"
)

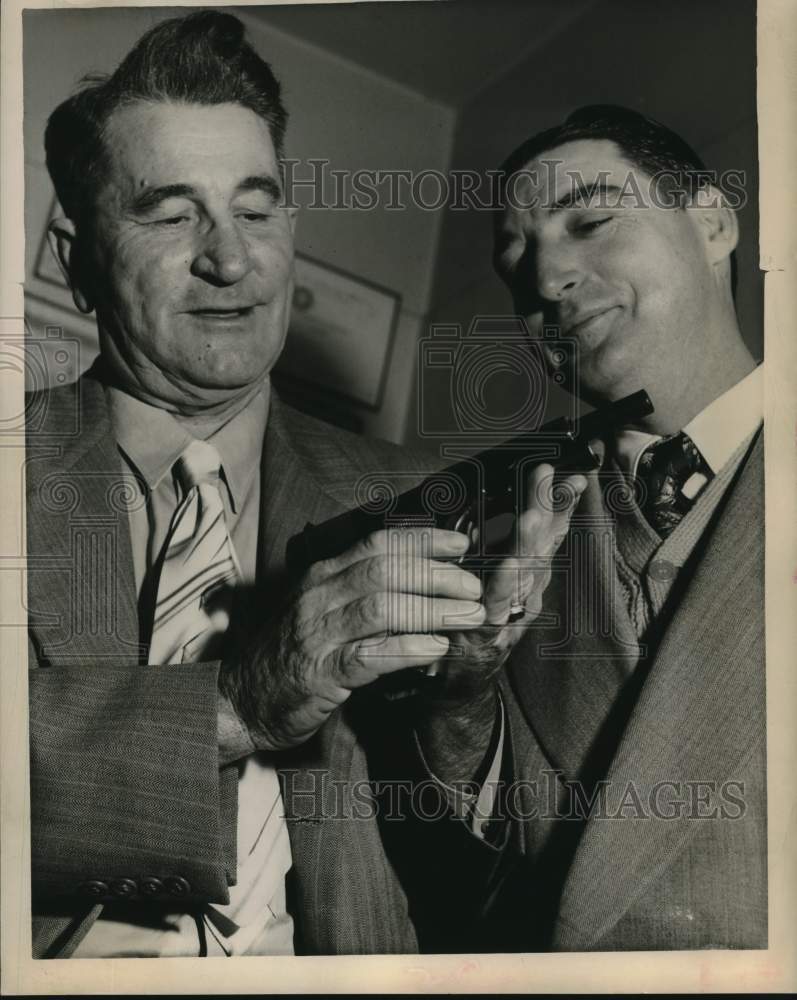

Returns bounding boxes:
[499,104,707,186]
[45,10,288,228]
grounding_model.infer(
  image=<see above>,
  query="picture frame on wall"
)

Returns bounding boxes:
[276,252,401,411]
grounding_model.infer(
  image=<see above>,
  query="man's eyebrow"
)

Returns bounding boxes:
[550,180,624,211]
[237,174,283,201]
[129,184,196,215]
[129,175,283,215]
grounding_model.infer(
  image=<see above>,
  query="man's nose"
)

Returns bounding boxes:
[535,250,583,302]
[191,221,254,285]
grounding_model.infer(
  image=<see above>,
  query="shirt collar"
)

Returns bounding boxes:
[106,380,270,512]
[613,365,763,478]
[107,387,192,491]
[206,381,269,512]
[682,363,762,473]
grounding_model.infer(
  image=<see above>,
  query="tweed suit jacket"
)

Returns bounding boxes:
[26,369,448,958]
[490,434,766,951]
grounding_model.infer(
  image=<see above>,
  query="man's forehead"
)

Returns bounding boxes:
[507,137,643,208]
[102,99,278,182]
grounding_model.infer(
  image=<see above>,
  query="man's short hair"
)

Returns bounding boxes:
[497,104,737,296]
[45,10,288,229]
[499,104,707,187]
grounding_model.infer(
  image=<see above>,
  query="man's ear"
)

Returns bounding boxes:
[47,217,94,314]
[690,185,739,265]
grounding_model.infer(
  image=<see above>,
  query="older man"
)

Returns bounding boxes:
[477,106,764,951]
[26,11,584,958]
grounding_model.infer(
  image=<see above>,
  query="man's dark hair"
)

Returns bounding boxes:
[499,104,707,186]
[498,104,737,296]
[45,10,288,228]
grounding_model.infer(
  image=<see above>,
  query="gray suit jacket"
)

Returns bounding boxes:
[26,369,441,957]
[494,435,766,950]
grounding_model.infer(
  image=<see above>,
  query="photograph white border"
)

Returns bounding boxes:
[1,0,795,993]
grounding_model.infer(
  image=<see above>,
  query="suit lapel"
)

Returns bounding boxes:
[26,376,142,668]
[257,394,351,584]
[262,398,422,954]
[259,396,352,890]
[553,436,765,949]
[507,464,641,780]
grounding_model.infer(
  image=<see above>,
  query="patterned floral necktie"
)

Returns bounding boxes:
[637,431,714,538]
[148,439,239,665]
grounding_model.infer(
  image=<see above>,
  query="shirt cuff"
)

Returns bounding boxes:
[217,693,255,766]
[414,689,506,841]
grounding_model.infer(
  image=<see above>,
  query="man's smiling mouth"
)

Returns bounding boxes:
[187,306,258,319]
[564,305,620,337]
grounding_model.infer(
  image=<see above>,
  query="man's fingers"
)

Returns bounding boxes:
[483,557,534,624]
[549,472,588,522]
[481,468,588,626]
[325,592,486,642]
[528,461,555,499]
[527,464,587,518]
[334,632,451,687]
[542,473,588,551]
[517,470,587,554]
[310,554,482,615]
[313,527,470,579]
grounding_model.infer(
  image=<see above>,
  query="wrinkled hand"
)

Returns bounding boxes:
[427,463,588,703]
[220,527,488,750]
[414,463,588,783]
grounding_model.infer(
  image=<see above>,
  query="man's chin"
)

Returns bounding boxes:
[181,369,270,401]
[151,358,272,412]
[573,343,641,405]
[178,350,274,389]
[544,326,615,396]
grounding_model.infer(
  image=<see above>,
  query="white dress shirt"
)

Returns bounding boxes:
[613,365,763,481]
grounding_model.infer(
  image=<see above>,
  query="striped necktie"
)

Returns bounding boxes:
[637,431,714,538]
[147,440,293,956]
[149,439,239,665]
